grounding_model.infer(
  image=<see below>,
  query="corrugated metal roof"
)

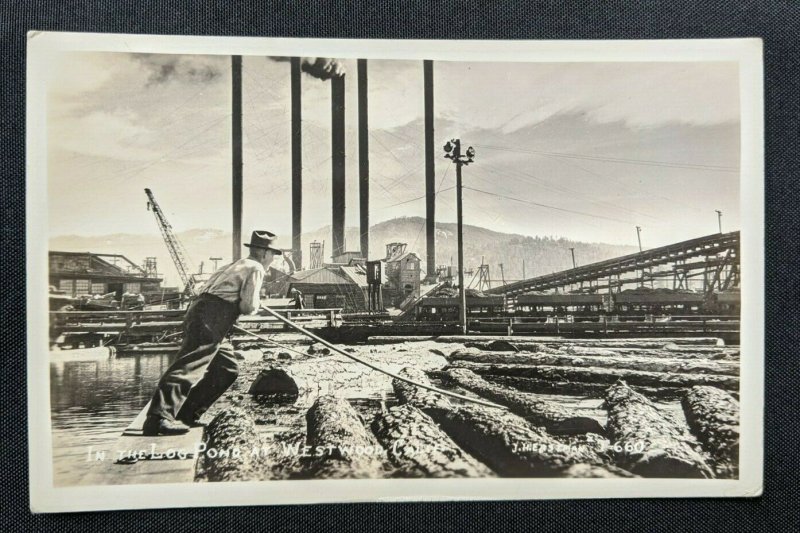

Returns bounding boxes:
[339,265,369,288]
[288,267,350,285]
[386,251,420,263]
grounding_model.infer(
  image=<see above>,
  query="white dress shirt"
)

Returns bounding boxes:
[199,257,265,315]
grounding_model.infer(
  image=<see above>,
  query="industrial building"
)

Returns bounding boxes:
[275,265,370,313]
[383,242,421,306]
[49,251,163,299]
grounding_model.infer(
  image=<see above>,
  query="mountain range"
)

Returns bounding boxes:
[50,217,637,287]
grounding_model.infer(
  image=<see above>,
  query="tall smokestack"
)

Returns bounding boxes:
[424,60,435,280]
[232,55,243,261]
[358,59,369,260]
[291,57,303,269]
[331,74,346,259]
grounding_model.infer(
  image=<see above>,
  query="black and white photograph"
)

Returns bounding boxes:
[26,34,764,511]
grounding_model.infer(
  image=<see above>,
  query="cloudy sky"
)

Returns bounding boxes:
[46,51,740,258]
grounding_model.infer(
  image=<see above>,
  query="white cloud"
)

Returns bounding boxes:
[434,61,739,131]
[49,109,157,160]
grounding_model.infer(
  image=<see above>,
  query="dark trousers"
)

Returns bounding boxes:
[147,293,240,422]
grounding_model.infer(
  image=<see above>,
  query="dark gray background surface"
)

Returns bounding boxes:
[2,1,797,531]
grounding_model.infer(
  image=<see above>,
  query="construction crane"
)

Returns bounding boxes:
[144,188,196,295]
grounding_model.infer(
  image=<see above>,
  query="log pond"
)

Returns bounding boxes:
[49,335,740,484]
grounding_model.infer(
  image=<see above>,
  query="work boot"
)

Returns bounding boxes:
[142,416,190,436]
[177,407,206,428]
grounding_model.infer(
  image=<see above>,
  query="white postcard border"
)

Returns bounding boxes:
[27,32,764,512]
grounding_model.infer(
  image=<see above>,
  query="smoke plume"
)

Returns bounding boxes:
[271,57,345,80]
[132,54,224,86]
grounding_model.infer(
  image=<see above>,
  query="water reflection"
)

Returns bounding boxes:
[49,353,171,486]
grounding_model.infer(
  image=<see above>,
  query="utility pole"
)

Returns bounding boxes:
[209,257,223,271]
[424,60,436,282]
[231,56,243,262]
[716,210,723,234]
[444,139,476,335]
[499,263,505,286]
[636,226,642,253]
[569,247,577,269]
[358,59,370,261]
[291,57,303,269]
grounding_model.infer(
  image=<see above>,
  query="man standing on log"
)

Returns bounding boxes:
[143,231,282,436]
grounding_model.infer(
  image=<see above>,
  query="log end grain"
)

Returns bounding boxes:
[248,367,301,396]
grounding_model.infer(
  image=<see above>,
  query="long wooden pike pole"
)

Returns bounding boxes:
[236,307,508,411]
[231,324,309,359]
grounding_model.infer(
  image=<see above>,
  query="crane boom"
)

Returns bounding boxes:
[144,188,195,293]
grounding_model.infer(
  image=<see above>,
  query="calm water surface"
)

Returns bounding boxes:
[49,353,172,486]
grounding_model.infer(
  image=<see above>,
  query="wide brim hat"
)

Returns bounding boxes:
[244,230,283,254]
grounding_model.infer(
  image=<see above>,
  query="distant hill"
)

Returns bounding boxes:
[50,218,637,287]
[327,216,637,283]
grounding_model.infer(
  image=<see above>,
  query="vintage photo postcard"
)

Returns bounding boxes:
[27,33,763,512]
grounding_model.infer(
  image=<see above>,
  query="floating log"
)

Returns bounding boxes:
[555,345,737,360]
[664,345,740,358]
[448,350,739,376]
[605,381,714,478]
[393,366,454,413]
[367,335,438,345]
[372,404,495,478]
[432,402,614,477]
[248,351,448,406]
[543,338,725,347]
[433,336,724,348]
[443,368,605,435]
[455,362,739,392]
[393,368,628,477]
[482,375,684,400]
[303,396,388,479]
[203,408,267,482]
[463,339,520,352]
[682,386,739,477]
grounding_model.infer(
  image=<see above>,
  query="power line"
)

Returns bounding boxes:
[476,163,660,224]
[382,186,455,209]
[475,143,738,172]
[462,185,636,225]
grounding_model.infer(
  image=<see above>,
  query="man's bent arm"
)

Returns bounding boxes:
[239,268,264,315]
